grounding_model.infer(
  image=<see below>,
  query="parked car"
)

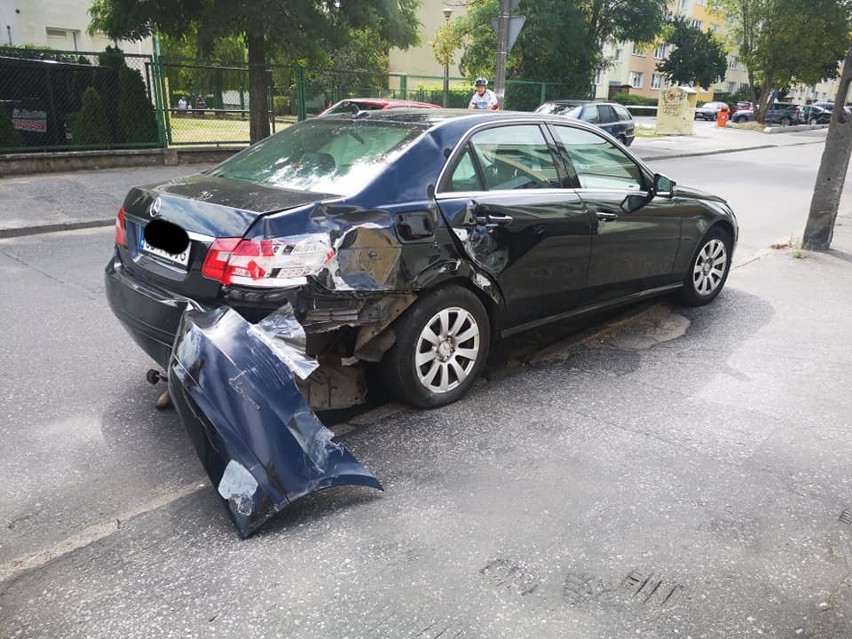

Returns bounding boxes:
[763,103,804,126]
[534,100,635,146]
[695,101,729,121]
[318,97,440,116]
[730,108,754,124]
[810,102,851,117]
[106,109,738,536]
[731,103,805,125]
[801,104,831,124]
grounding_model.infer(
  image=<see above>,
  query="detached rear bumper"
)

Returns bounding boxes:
[169,306,382,537]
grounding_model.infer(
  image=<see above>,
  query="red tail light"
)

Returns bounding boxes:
[201,234,333,287]
[115,207,127,248]
[201,238,241,282]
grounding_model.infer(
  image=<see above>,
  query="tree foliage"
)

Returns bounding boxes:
[118,64,159,144]
[710,0,850,120]
[437,0,669,104]
[657,16,728,89]
[73,86,113,147]
[89,0,421,141]
[0,105,23,149]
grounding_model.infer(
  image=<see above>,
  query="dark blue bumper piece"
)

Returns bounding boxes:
[168,306,382,538]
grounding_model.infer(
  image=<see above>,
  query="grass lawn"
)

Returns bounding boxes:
[167,115,297,145]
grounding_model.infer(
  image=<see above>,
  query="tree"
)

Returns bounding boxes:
[439,0,669,105]
[802,43,852,250]
[0,105,23,149]
[657,16,728,90]
[118,64,159,144]
[73,86,113,147]
[89,0,420,142]
[711,0,850,121]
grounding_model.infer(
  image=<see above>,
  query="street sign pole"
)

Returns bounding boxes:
[493,0,511,107]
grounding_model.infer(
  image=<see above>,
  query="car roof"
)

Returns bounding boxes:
[314,108,627,142]
[334,97,440,109]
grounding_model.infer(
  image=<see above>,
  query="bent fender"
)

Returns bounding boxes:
[168,306,382,538]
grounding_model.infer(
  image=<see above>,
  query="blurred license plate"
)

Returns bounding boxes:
[139,234,190,268]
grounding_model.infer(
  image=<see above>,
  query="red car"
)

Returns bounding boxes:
[319,97,440,116]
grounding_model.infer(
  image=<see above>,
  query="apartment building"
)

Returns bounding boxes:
[0,0,152,54]
[390,0,840,105]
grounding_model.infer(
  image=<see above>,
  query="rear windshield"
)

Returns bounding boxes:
[208,118,425,196]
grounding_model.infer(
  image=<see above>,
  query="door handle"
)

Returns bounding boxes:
[595,211,619,222]
[474,211,514,227]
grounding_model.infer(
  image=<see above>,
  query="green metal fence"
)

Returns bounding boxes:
[0,47,584,153]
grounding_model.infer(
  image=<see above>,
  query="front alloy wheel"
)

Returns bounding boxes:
[678,227,732,307]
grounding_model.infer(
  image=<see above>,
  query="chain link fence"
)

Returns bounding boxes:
[0,47,160,153]
[0,47,585,153]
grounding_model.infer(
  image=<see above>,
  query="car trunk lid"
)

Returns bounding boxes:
[118,174,335,299]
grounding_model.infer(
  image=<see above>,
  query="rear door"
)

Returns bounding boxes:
[549,124,684,302]
[435,122,594,331]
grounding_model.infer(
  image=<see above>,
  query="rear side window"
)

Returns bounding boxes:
[613,105,632,121]
[552,126,644,191]
[468,125,561,191]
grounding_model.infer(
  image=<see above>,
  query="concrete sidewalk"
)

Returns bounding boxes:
[631,120,828,161]
[0,124,830,238]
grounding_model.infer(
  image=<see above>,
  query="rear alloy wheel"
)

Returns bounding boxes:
[780,117,791,126]
[382,286,490,408]
[678,227,732,307]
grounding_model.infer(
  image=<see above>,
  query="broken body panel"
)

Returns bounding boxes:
[168,305,382,538]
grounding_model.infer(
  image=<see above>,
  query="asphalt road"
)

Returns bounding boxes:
[2,142,852,638]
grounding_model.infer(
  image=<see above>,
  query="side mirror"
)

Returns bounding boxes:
[653,173,676,198]
[621,193,650,214]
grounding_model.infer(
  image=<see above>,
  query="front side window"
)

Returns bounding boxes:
[551,126,644,191]
[208,119,424,196]
[465,125,561,191]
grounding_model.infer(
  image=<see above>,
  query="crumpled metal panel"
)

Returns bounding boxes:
[168,306,382,538]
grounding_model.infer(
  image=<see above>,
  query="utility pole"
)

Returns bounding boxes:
[493,0,511,107]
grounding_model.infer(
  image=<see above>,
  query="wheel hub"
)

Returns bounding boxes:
[437,340,454,360]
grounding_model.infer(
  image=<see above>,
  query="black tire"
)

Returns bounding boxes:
[678,227,733,307]
[381,285,491,408]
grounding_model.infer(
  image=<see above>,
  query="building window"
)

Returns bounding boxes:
[740,82,749,92]
[729,56,739,70]
[695,0,705,4]
[727,82,736,94]
[630,72,645,89]
[46,27,79,51]
[651,74,664,90]
[654,43,668,60]
[594,69,603,86]
[614,48,623,62]
[632,43,645,57]
[680,0,688,10]
[692,19,703,30]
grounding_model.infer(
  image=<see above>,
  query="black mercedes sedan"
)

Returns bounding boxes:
[107,109,737,411]
[106,109,737,535]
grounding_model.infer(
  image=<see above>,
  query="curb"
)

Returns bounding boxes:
[636,139,825,162]
[0,219,113,240]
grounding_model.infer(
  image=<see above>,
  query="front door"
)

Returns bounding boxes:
[549,124,684,302]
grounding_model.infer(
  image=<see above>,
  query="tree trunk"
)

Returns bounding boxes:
[802,43,852,251]
[247,31,270,143]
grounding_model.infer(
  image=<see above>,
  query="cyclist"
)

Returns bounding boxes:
[468,77,499,110]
